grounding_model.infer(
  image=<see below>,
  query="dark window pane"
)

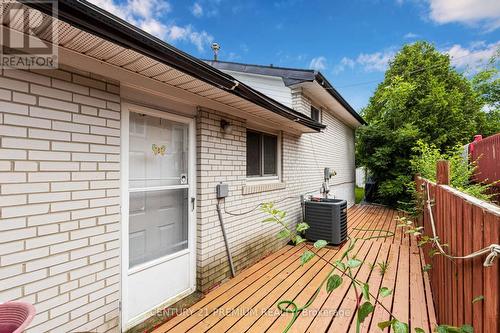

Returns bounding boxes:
[246,131,261,176]
[263,135,277,175]
[311,106,320,122]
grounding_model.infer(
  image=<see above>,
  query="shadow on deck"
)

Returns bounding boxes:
[153,205,437,333]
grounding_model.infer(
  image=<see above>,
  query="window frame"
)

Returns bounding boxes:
[245,128,282,182]
[310,105,322,123]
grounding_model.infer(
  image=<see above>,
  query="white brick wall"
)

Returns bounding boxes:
[196,100,356,291]
[0,66,120,333]
[291,86,312,117]
[0,63,357,330]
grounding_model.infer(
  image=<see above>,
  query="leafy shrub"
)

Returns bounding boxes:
[410,140,492,201]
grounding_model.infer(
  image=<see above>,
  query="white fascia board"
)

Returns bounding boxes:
[293,81,363,129]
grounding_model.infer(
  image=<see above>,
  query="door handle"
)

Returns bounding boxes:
[191,197,196,211]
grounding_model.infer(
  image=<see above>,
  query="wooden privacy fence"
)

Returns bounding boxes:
[469,133,500,187]
[415,165,500,333]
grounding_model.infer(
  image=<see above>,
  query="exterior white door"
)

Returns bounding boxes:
[121,104,196,328]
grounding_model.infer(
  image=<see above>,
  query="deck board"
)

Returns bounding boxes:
[153,205,437,333]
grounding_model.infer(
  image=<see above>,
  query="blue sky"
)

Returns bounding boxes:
[89,0,500,111]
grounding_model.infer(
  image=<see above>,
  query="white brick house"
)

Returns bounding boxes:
[0,1,365,332]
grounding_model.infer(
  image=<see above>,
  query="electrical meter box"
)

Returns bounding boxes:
[216,183,229,199]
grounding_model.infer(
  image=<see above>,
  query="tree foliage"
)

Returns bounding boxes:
[356,41,499,206]
[410,140,492,201]
[471,59,500,137]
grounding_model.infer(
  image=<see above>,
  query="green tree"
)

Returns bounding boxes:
[356,41,493,206]
[471,56,500,137]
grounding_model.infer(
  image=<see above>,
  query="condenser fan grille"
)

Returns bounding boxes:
[304,199,348,245]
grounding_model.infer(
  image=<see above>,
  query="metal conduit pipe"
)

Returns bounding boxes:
[216,200,236,277]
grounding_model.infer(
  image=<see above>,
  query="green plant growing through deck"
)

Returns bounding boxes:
[377,260,390,276]
[261,202,309,245]
[396,215,447,269]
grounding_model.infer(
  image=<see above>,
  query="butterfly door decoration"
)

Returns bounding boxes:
[152,144,166,156]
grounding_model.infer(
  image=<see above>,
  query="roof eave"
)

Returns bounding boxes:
[314,73,367,125]
[21,0,324,132]
[205,60,365,126]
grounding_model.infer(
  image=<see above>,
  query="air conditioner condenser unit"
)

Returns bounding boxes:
[304,198,348,245]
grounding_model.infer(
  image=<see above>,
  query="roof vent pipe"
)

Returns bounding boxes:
[211,42,220,61]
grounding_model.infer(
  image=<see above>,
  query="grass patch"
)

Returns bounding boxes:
[355,186,365,204]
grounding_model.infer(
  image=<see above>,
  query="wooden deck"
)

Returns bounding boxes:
[153,205,437,333]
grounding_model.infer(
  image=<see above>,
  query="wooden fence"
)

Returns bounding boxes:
[470,133,500,188]
[415,164,500,332]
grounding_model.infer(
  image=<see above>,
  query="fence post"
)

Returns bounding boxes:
[436,160,450,185]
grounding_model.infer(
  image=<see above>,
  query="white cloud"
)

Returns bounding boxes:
[140,18,169,39]
[128,0,170,19]
[333,50,395,74]
[333,57,355,74]
[334,50,395,74]
[445,41,500,71]
[309,56,327,71]
[87,0,214,51]
[333,42,499,76]
[88,0,128,18]
[357,51,395,72]
[192,0,220,17]
[189,30,214,51]
[191,3,203,17]
[404,32,420,39]
[162,25,214,51]
[428,0,500,31]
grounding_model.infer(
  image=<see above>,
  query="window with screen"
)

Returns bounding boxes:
[246,130,278,177]
[311,106,321,122]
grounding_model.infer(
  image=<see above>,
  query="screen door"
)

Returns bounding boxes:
[125,108,195,324]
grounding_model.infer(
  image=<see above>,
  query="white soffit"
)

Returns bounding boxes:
[297,81,362,128]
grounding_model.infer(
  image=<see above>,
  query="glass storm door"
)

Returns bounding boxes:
[126,109,195,324]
